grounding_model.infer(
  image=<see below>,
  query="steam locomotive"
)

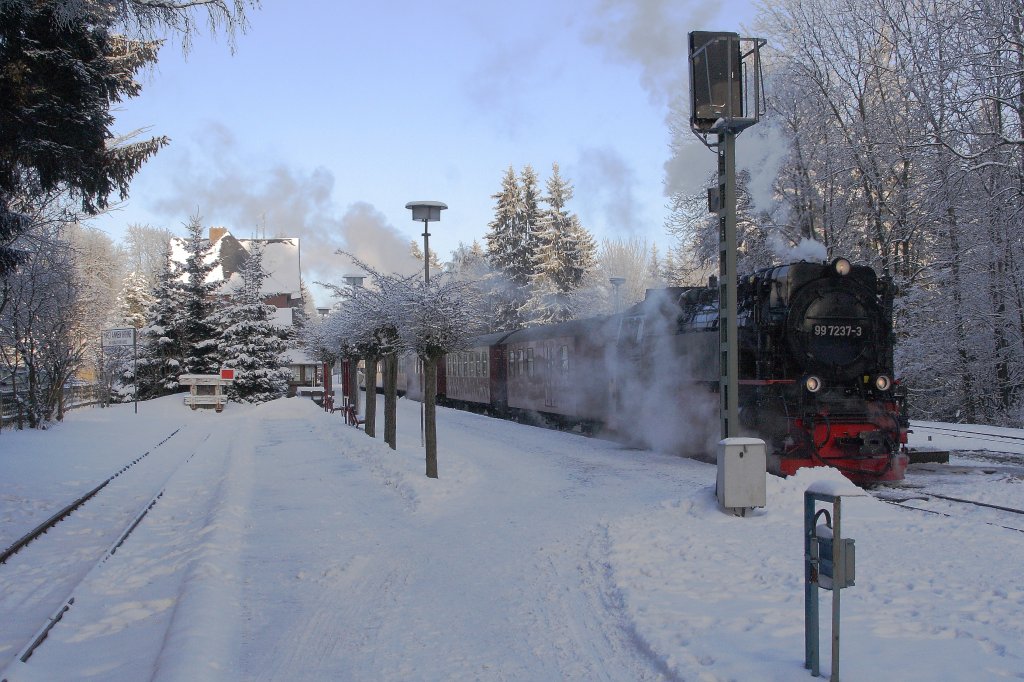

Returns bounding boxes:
[401,257,909,484]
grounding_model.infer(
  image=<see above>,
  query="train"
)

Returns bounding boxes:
[396,257,910,484]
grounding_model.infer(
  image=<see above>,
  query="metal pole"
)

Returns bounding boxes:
[831,498,842,682]
[422,221,429,445]
[423,219,430,284]
[99,341,105,408]
[420,359,425,447]
[718,129,740,439]
[133,328,138,414]
[804,492,820,676]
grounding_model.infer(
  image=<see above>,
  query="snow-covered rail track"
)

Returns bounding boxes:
[911,423,1024,448]
[0,426,209,674]
[11,485,169,667]
[0,428,181,565]
[874,489,1024,534]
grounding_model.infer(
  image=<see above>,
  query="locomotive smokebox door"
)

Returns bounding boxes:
[716,437,767,516]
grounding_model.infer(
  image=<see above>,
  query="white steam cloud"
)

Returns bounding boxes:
[769,233,827,263]
[587,2,790,220]
[574,147,643,233]
[603,291,722,458]
[149,124,420,304]
[585,0,717,104]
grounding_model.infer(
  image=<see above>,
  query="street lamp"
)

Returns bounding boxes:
[405,201,447,283]
[609,276,626,313]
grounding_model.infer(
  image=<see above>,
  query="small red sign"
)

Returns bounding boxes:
[220,368,235,380]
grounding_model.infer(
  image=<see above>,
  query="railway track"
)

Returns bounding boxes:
[0,426,206,674]
[911,422,1024,449]
[0,428,180,565]
[874,443,1024,533]
[875,491,1024,534]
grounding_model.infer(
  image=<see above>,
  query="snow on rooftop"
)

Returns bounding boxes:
[169,231,301,300]
[239,237,301,299]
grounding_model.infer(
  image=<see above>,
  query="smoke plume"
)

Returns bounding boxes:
[149,123,420,304]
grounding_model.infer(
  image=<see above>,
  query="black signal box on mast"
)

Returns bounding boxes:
[689,31,743,130]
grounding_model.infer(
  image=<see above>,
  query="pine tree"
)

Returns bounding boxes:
[136,251,185,398]
[0,2,167,275]
[525,164,597,324]
[485,166,532,330]
[485,166,523,276]
[215,243,289,403]
[117,270,156,329]
[179,215,221,375]
[519,164,543,274]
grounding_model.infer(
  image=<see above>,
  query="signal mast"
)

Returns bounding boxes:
[687,31,767,441]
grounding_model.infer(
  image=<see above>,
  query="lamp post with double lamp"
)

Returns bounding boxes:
[609,276,626,313]
[405,201,447,284]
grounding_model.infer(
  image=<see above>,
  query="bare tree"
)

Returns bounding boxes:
[0,198,88,427]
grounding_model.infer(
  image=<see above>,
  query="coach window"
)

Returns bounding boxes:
[526,348,535,376]
[509,353,515,377]
[483,351,489,377]
[516,349,524,376]
[560,345,569,374]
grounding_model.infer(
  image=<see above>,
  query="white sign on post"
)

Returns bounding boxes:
[101,328,135,348]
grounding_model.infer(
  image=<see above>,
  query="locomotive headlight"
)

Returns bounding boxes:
[804,375,823,393]
[874,375,892,392]
[833,258,852,276]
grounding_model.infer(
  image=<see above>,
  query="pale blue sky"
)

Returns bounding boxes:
[90,0,760,297]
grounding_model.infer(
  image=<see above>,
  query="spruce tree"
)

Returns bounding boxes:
[117,270,156,330]
[485,166,532,330]
[485,166,523,277]
[525,164,597,324]
[215,243,290,403]
[136,252,186,398]
[0,1,166,275]
[518,164,543,278]
[179,215,221,375]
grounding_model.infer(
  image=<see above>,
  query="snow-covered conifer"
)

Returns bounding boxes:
[484,166,532,331]
[178,215,221,375]
[135,251,185,398]
[215,243,290,404]
[524,164,596,325]
[117,270,156,330]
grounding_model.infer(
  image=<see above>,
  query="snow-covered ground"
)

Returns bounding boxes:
[1,396,1022,681]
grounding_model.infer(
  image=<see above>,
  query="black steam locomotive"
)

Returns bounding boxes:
[673,257,909,482]
[401,257,909,484]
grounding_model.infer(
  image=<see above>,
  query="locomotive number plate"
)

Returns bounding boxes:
[813,325,863,337]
